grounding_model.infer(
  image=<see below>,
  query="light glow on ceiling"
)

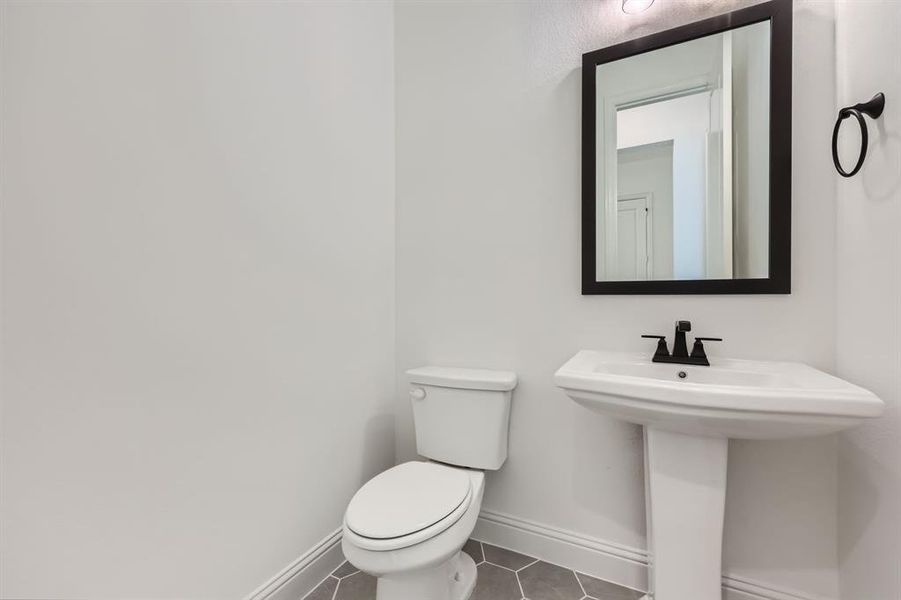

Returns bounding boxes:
[622,0,655,14]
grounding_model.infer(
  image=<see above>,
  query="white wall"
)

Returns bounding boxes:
[396,1,841,597]
[0,2,396,598]
[834,2,901,599]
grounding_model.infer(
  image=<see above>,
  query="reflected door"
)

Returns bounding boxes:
[616,195,651,280]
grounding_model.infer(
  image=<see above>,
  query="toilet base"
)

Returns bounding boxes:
[376,550,477,600]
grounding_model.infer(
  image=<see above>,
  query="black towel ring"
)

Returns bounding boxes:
[832,92,885,178]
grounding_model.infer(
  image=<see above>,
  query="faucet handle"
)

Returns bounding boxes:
[641,335,670,359]
[690,337,723,361]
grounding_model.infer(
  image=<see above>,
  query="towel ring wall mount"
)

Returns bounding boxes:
[832,92,886,178]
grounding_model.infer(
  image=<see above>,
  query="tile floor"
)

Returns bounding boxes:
[303,539,645,600]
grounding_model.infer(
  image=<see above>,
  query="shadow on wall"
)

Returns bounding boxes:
[723,436,842,576]
[358,413,396,488]
[572,407,646,546]
[837,436,896,563]
[861,119,901,201]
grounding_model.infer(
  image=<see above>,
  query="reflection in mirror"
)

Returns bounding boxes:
[595,21,770,282]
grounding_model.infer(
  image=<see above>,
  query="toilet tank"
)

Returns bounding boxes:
[407,366,517,470]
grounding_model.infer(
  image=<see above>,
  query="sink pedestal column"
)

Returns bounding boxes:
[643,427,728,600]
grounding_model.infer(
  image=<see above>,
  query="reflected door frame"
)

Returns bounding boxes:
[598,78,715,280]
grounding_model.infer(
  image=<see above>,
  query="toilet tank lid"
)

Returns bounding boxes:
[406,366,517,391]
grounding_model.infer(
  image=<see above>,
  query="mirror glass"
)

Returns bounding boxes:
[594,21,771,282]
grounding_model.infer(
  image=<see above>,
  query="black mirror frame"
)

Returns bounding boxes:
[581,0,792,295]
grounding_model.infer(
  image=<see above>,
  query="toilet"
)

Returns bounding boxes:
[341,366,517,600]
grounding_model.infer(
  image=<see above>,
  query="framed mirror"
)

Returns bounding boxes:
[582,0,792,294]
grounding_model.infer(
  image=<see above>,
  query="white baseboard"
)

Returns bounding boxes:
[721,574,836,600]
[473,509,833,600]
[244,528,344,600]
[246,511,832,600]
[473,509,648,592]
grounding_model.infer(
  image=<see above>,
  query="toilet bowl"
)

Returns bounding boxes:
[341,461,485,600]
[341,366,516,600]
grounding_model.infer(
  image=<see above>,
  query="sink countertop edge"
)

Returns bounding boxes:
[554,353,884,420]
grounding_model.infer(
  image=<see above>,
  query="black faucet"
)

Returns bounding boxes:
[672,320,691,359]
[642,320,722,366]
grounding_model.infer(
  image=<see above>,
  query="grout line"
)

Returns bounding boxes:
[300,574,339,600]
[484,560,519,573]
[308,539,637,600]
[574,570,588,597]
[515,569,527,599]
[470,538,640,600]
[516,558,540,572]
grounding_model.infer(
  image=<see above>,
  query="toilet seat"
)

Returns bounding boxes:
[344,462,473,552]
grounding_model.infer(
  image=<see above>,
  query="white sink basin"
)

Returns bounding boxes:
[554,350,883,439]
[555,349,884,600]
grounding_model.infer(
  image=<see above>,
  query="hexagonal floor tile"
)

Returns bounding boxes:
[332,561,359,578]
[518,560,583,600]
[307,544,647,600]
[304,576,338,600]
[334,570,376,600]
[482,543,535,570]
[470,562,522,600]
[463,538,484,564]
[576,572,645,600]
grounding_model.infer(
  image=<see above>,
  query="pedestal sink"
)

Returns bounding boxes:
[554,350,883,600]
